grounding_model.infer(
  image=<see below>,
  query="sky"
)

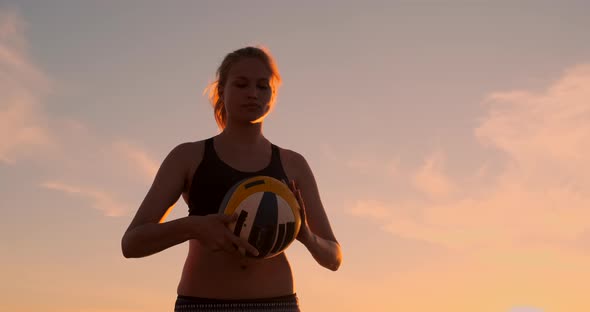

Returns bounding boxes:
[1,1,589,311]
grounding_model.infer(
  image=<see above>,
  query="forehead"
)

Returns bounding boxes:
[228,57,272,80]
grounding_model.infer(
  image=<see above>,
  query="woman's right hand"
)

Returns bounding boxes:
[191,213,259,257]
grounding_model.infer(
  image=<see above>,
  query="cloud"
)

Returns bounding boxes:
[349,63,590,252]
[319,143,399,177]
[0,9,54,164]
[476,64,590,174]
[349,199,393,219]
[111,140,159,181]
[411,149,456,199]
[0,9,159,217]
[36,129,160,217]
[41,181,130,217]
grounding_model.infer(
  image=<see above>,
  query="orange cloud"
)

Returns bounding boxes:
[411,149,456,199]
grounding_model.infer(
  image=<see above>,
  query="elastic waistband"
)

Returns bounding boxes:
[176,293,298,304]
[175,293,300,311]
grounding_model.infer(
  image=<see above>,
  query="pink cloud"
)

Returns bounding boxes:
[41,180,130,217]
[0,10,54,164]
[111,140,159,181]
[411,149,456,199]
[0,9,160,217]
[351,63,590,252]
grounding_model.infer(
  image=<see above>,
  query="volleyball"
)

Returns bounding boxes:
[219,176,301,259]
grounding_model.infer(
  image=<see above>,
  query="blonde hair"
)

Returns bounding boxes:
[204,46,282,130]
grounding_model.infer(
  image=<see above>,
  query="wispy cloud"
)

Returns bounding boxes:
[111,140,159,181]
[411,149,456,199]
[348,63,590,252]
[0,9,159,217]
[320,143,399,177]
[0,9,53,164]
[349,199,393,219]
[41,181,130,217]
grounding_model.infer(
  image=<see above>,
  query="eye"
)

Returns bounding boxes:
[257,84,270,90]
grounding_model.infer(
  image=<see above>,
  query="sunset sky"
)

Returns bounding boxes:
[2,1,589,311]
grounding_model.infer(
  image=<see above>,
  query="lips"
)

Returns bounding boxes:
[242,103,261,109]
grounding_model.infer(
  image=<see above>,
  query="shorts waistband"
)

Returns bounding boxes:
[175,293,300,312]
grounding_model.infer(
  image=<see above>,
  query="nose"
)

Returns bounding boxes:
[247,85,258,99]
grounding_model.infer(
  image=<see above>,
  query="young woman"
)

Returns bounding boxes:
[121,46,342,311]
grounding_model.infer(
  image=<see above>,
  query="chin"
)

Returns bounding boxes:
[249,112,269,124]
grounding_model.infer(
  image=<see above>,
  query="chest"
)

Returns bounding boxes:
[215,146,272,173]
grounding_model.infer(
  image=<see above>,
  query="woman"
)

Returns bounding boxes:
[121,46,342,311]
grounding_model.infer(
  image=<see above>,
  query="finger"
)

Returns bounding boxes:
[296,189,305,205]
[229,235,259,257]
[296,191,306,218]
[219,213,238,224]
[224,231,257,256]
[218,236,240,254]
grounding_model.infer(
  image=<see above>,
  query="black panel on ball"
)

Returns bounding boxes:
[249,192,279,257]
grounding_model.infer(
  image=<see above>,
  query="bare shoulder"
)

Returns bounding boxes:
[171,140,207,192]
[171,140,205,158]
[277,146,318,192]
[165,140,203,171]
[278,147,311,180]
[173,140,206,164]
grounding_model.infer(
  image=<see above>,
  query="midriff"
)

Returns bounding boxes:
[177,239,295,299]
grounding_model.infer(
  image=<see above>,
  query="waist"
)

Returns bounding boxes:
[178,240,295,299]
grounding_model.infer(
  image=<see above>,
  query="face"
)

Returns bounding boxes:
[220,57,273,125]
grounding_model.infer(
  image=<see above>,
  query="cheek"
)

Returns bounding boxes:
[223,88,243,105]
[261,90,273,103]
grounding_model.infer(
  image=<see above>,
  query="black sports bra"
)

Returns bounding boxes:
[187,137,290,216]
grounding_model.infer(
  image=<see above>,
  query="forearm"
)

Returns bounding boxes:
[122,216,195,258]
[302,232,342,271]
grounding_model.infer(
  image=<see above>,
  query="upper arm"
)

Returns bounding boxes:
[124,142,192,233]
[290,151,339,244]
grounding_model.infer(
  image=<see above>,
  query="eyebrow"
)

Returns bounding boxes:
[234,76,269,82]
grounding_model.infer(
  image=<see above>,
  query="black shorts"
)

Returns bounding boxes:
[174,293,300,312]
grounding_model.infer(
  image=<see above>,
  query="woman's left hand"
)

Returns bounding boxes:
[288,179,312,244]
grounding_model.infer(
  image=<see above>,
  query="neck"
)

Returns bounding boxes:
[219,122,265,146]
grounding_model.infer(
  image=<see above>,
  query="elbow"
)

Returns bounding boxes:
[122,246,133,259]
[326,262,340,271]
[121,233,139,259]
[121,238,132,258]
[328,254,342,271]
[326,243,343,271]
